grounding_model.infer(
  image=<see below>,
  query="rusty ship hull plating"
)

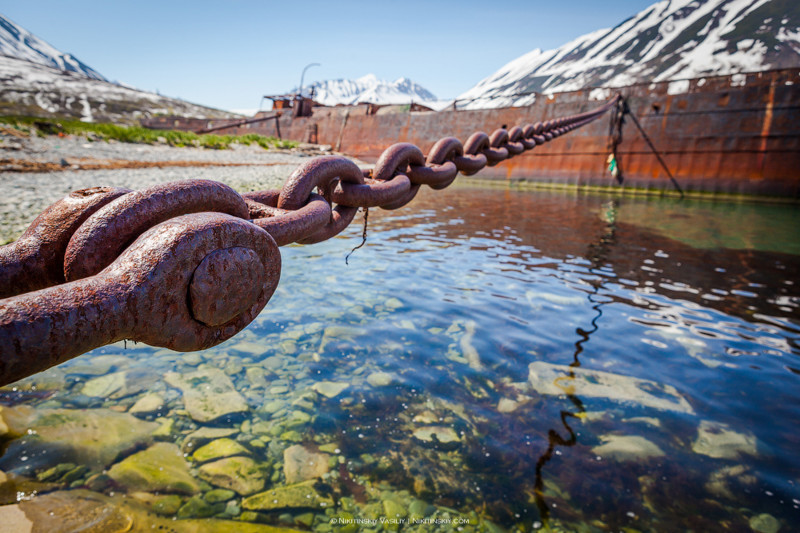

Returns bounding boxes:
[143,69,800,199]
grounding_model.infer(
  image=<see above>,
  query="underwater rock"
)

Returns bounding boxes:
[497,398,520,413]
[181,427,239,454]
[205,488,235,504]
[0,490,132,532]
[177,494,224,519]
[412,427,461,450]
[229,340,268,356]
[705,465,757,500]
[0,408,158,475]
[366,372,395,388]
[165,368,249,423]
[63,355,130,376]
[193,438,250,463]
[129,393,164,414]
[198,456,267,496]
[283,445,329,484]
[459,320,483,371]
[591,434,665,461]
[0,488,304,532]
[242,480,334,511]
[311,381,349,399]
[246,367,269,388]
[749,513,781,533]
[692,421,758,459]
[108,442,200,495]
[81,371,127,398]
[527,362,695,414]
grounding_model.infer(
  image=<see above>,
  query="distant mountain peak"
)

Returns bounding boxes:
[0,14,107,81]
[299,74,438,106]
[457,0,800,109]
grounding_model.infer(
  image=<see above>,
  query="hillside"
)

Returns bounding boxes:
[0,14,237,123]
[457,0,800,108]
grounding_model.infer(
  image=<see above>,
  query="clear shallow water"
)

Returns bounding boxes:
[1,185,799,532]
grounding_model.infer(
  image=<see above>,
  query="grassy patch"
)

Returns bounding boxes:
[0,116,297,150]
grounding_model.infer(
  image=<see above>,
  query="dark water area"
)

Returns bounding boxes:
[1,185,798,532]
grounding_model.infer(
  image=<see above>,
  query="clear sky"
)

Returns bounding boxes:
[2,0,655,113]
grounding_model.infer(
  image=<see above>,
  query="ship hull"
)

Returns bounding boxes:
[144,69,800,199]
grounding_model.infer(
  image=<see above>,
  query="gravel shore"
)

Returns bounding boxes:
[0,132,353,243]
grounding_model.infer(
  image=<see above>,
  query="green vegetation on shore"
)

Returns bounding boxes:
[0,116,298,150]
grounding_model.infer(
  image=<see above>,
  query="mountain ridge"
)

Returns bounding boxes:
[457,0,800,109]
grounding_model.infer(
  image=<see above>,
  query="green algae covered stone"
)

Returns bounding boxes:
[108,442,200,494]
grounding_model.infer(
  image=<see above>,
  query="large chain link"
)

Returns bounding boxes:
[0,95,619,385]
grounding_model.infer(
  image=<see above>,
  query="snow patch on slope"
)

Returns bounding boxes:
[457,0,800,109]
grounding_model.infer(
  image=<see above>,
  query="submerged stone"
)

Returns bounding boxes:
[129,393,164,414]
[108,442,200,495]
[692,420,758,459]
[165,368,249,423]
[177,494,224,519]
[81,371,127,398]
[412,427,461,450]
[591,434,665,461]
[0,408,158,475]
[198,456,267,495]
[205,488,236,504]
[283,445,329,484]
[749,513,781,533]
[528,362,695,414]
[366,372,394,387]
[181,427,238,454]
[311,381,349,399]
[193,438,250,463]
[459,320,482,371]
[242,480,335,511]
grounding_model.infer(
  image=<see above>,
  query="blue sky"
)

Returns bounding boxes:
[3,0,655,112]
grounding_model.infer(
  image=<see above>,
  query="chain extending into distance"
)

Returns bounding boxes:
[0,96,619,385]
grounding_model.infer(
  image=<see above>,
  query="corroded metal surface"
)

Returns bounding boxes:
[0,97,618,385]
[202,69,799,197]
[0,186,130,298]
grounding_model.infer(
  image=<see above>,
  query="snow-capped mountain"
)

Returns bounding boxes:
[300,74,439,106]
[0,14,237,122]
[457,0,800,109]
[0,14,106,81]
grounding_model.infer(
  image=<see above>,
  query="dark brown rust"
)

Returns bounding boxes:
[0,186,130,299]
[0,213,280,386]
[64,180,250,281]
[245,190,331,246]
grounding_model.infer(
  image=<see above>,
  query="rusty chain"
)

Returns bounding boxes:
[0,95,619,385]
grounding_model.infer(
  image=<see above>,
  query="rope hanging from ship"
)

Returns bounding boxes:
[0,95,622,386]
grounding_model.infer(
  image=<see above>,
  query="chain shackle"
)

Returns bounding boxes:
[0,187,131,299]
[64,180,249,281]
[0,213,280,386]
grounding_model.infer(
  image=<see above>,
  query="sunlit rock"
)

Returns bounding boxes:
[412,427,461,450]
[0,408,158,475]
[129,393,164,414]
[198,456,267,496]
[497,398,520,413]
[527,362,694,414]
[242,480,335,511]
[692,421,757,459]
[193,438,250,463]
[181,427,239,454]
[705,465,757,500]
[749,513,781,533]
[284,445,329,484]
[366,372,395,387]
[591,434,665,461]
[459,320,483,371]
[165,368,248,423]
[311,381,349,399]
[108,442,200,494]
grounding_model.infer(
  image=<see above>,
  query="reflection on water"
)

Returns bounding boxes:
[1,185,799,531]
